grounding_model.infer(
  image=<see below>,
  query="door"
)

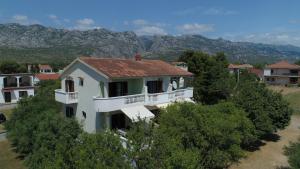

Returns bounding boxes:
[109,82,128,97]
[65,80,74,92]
[111,113,126,129]
[4,92,11,103]
[147,80,163,93]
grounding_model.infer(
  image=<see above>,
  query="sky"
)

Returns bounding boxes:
[1,0,300,46]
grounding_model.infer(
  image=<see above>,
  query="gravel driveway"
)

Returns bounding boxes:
[230,115,300,169]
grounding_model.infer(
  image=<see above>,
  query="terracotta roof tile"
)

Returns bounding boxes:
[38,64,52,70]
[249,68,263,77]
[79,57,193,78]
[35,73,60,80]
[228,64,253,69]
[266,61,300,69]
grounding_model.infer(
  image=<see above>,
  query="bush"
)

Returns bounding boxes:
[126,102,256,169]
[285,141,300,169]
[232,73,292,138]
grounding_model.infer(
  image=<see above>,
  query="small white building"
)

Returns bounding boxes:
[0,73,35,103]
[264,61,300,85]
[39,64,53,73]
[55,57,194,133]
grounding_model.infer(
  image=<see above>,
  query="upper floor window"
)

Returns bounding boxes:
[78,77,84,86]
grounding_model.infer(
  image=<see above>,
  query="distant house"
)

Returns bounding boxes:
[0,73,35,103]
[39,64,53,73]
[34,73,60,84]
[54,56,194,133]
[264,61,300,85]
[249,68,264,81]
[228,64,253,74]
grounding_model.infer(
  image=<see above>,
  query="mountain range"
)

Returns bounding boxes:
[0,23,300,64]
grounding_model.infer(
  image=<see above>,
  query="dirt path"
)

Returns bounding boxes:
[230,115,300,169]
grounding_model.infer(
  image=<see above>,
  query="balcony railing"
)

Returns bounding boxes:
[269,73,300,76]
[55,89,78,104]
[93,87,193,112]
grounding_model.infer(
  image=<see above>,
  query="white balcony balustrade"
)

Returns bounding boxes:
[93,87,193,112]
[55,89,78,104]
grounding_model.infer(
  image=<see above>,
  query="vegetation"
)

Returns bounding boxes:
[283,91,300,115]
[4,50,293,169]
[179,51,234,104]
[0,140,26,169]
[0,61,27,74]
[285,141,300,169]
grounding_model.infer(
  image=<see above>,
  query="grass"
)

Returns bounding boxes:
[267,85,300,115]
[283,91,300,115]
[0,140,26,169]
[0,109,13,133]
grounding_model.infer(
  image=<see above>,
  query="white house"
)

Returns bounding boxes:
[0,73,35,103]
[38,64,53,73]
[264,61,300,85]
[55,56,194,133]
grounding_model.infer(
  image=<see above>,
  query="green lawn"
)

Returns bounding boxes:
[0,109,13,132]
[283,91,300,115]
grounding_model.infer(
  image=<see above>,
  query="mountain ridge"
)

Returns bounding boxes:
[0,23,300,63]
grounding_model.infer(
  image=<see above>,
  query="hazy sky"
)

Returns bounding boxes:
[1,0,300,46]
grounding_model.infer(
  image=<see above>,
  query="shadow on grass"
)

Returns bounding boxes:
[275,166,290,169]
[243,133,281,152]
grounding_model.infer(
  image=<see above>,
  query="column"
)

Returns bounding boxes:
[16,76,20,87]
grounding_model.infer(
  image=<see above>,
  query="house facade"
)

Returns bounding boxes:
[39,64,53,73]
[55,57,194,133]
[264,61,300,85]
[228,64,253,74]
[0,73,35,103]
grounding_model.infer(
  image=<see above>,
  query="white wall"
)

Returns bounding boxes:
[264,69,271,76]
[61,61,109,133]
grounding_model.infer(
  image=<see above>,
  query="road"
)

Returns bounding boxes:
[230,115,300,169]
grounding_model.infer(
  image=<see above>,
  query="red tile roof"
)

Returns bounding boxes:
[228,64,253,69]
[249,68,263,77]
[266,61,300,69]
[35,73,60,80]
[38,64,52,70]
[79,57,193,78]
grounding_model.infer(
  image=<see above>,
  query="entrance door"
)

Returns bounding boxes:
[4,92,11,103]
[111,113,126,129]
[65,80,74,92]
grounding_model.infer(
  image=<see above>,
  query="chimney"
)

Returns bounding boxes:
[135,54,142,61]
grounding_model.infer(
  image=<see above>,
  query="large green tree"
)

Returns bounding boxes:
[179,51,234,104]
[126,102,256,169]
[232,72,292,137]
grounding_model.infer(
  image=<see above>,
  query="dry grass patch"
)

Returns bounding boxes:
[0,140,26,169]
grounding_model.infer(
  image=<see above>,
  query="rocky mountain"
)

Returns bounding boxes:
[0,23,300,64]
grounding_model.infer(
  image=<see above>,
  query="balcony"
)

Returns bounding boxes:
[55,89,78,104]
[93,87,193,112]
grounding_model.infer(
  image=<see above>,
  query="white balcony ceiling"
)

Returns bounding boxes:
[121,106,154,122]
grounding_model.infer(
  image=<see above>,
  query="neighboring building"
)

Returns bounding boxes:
[228,64,253,74]
[55,57,194,133]
[249,68,264,81]
[171,62,188,71]
[0,73,35,103]
[39,64,53,73]
[34,73,60,85]
[264,61,300,85]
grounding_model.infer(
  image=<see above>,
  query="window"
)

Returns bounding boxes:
[109,81,128,97]
[79,77,84,86]
[19,91,28,98]
[82,111,86,119]
[147,80,163,93]
[66,106,74,118]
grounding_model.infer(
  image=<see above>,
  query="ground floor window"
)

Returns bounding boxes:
[66,106,74,118]
[19,91,28,98]
[290,77,298,84]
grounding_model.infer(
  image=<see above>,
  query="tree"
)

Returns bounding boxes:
[71,132,130,169]
[0,60,27,73]
[232,74,292,137]
[126,102,256,169]
[179,51,234,104]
